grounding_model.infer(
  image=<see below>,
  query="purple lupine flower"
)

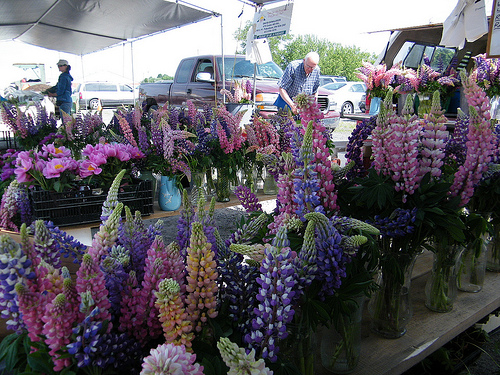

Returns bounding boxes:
[345,115,377,179]
[102,256,128,318]
[368,207,417,238]
[17,184,32,226]
[314,217,349,298]
[445,110,469,165]
[0,235,35,332]
[118,212,154,283]
[245,241,297,362]
[33,219,61,268]
[42,221,86,264]
[234,185,262,212]
[93,331,142,372]
[217,250,260,338]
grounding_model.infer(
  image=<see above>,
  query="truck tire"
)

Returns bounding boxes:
[89,98,100,110]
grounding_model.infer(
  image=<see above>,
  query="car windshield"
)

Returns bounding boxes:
[216,57,283,80]
[323,82,346,91]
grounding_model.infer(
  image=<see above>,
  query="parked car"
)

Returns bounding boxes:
[319,75,347,86]
[359,94,366,113]
[75,82,138,110]
[322,81,367,117]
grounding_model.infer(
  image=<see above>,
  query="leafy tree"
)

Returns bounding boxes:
[233,24,377,81]
[141,74,173,83]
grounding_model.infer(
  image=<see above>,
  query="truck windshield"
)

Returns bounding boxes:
[216,57,283,80]
[393,41,456,71]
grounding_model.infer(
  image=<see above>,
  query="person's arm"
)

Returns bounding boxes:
[278,87,298,114]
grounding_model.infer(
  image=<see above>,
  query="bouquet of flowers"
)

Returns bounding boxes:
[395,56,461,97]
[13,142,145,192]
[0,101,59,150]
[356,62,402,99]
[474,53,500,98]
[110,103,195,182]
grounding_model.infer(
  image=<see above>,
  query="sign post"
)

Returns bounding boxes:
[488,0,500,57]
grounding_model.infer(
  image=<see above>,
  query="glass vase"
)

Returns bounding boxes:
[425,243,464,313]
[280,322,315,375]
[368,253,418,339]
[486,221,500,272]
[215,166,231,202]
[457,236,487,293]
[190,170,206,205]
[263,168,278,195]
[416,93,432,116]
[243,165,258,194]
[319,295,365,373]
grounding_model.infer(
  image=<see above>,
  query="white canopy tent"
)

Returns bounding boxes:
[0,0,288,103]
[0,0,283,56]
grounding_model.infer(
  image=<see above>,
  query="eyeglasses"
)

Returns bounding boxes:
[304,61,316,70]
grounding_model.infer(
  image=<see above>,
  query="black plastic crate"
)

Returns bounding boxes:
[29,179,154,226]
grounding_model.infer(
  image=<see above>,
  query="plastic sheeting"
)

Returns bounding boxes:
[0,0,214,55]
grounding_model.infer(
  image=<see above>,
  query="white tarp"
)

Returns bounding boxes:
[0,0,214,55]
[440,0,488,49]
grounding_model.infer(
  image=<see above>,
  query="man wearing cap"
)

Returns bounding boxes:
[48,59,73,120]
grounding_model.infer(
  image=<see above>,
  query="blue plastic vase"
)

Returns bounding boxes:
[158,176,181,211]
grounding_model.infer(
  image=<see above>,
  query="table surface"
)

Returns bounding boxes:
[315,251,500,375]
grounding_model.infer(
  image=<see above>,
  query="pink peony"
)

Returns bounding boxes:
[42,144,71,158]
[42,157,74,179]
[79,159,103,178]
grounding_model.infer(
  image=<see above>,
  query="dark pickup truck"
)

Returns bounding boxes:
[138,54,340,128]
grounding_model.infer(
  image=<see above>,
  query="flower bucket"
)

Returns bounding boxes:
[225,103,254,126]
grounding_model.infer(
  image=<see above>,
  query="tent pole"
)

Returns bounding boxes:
[220,14,225,104]
[130,42,136,102]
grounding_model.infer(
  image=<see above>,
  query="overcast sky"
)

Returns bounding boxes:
[0,0,493,90]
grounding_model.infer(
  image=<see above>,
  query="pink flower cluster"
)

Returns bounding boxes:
[245,116,280,155]
[15,144,78,186]
[14,142,144,192]
[356,62,402,97]
[215,106,245,155]
[450,70,497,206]
[80,142,145,178]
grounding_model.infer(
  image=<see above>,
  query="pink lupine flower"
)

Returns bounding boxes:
[140,343,204,375]
[41,293,74,372]
[450,70,497,206]
[75,253,112,326]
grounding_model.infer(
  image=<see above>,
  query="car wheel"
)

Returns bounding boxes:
[341,102,354,117]
[89,98,100,110]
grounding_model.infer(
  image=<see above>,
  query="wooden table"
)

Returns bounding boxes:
[63,192,277,245]
[316,251,500,375]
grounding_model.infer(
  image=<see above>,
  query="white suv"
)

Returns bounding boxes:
[75,82,138,110]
